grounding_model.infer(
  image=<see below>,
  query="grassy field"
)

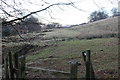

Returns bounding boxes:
[43,17,118,40]
[2,17,119,78]
[25,37,118,78]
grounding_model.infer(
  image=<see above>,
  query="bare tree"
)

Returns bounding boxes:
[0,0,118,41]
[0,0,118,25]
[0,0,78,25]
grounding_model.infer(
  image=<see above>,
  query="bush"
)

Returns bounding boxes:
[89,10,108,22]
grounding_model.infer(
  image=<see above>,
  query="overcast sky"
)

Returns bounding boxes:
[1,0,119,25]
[36,0,118,25]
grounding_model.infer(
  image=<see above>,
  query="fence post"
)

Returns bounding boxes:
[70,60,78,80]
[87,50,95,79]
[86,50,91,80]
[19,55,26,79]
[82,50,95,80]
[8,52,14,79]
[5,55,9,80]
[90,63,95,80]
[82,51,86,62]
[13,52,19,79]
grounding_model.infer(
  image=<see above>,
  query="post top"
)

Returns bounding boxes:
[71,60,78,64]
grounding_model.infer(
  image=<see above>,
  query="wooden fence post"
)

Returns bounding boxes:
[87,50,95,79]
[19,55,26,79]
[82,50,95,80]
[86,50,91,79]
[13,52,19,79]
[90,63,95,80]
[70,60,78,80]
[8,52,14,80]
[4,51,26,79]
[5,55,9,80]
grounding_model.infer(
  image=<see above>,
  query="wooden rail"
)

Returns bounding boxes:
[26,66,71,76]
[26,60,78,79]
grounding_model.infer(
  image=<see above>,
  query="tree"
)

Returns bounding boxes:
[111,7,120,17]
[24,16,39,23]
[46,22,61,29]
[22,16,41,32]
[89,10,108,22]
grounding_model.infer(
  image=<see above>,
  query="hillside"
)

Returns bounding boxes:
[2,17,119,78]
[3,16,118,44]
[43,16,118,40]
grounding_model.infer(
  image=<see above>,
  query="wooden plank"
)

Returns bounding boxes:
[26,66,70,76]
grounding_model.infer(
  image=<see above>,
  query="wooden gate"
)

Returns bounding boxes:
[3,52,25,80]
[2,50,95,80]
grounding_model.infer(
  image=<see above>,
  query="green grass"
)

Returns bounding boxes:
[27,48,52,60]
[27,38,118,60]
[43,29,79,39]
[3,37,118,78]
[26,38,118,78]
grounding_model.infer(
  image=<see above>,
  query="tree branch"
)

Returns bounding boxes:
[0,8,15,17]
[2,2,72,25]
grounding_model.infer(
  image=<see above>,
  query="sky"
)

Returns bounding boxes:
[0,0,119,25]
